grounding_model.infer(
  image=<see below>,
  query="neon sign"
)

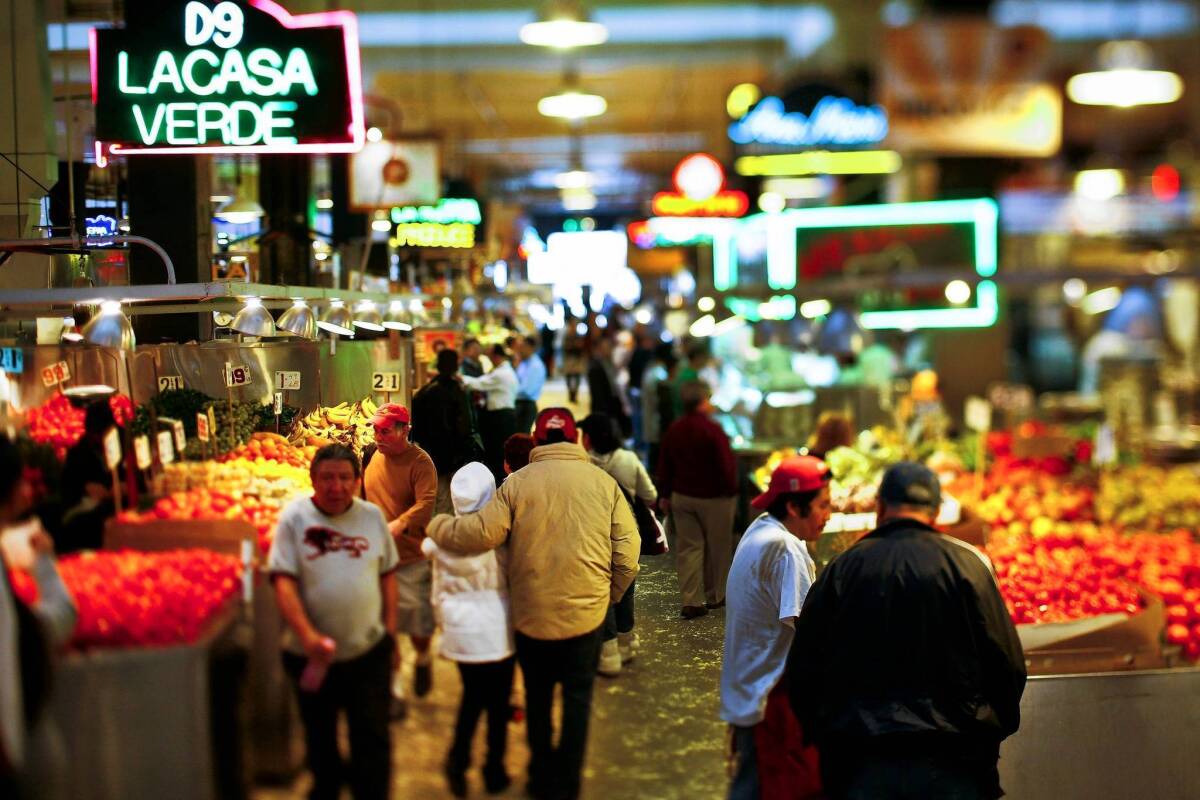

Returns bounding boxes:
[390,223,476,249]
[728,95,888,148]
[389,198,482,225]
[91,0,364,156]
[651,153,749,218]
[85,214,119,241]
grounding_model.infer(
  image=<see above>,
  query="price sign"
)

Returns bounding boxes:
[196,411,210,442]
[207,408,218,438]
[988,383,1034,415]
[274,391,283,415]
[964,396,992,432]
[224,362,251,387]
[158,375,184,391]
[1094,424,1117,467]
[372,372,402,393]
[40,361,71,387]
[157,430,176,464]
[0,348,23,374]
[103,428,121,469]
[133,435,152,470]
[275,371,301,391]
[159,417,186,451]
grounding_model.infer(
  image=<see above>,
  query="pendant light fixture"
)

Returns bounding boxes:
[1067,40,1183,107]
[82,301,136,351]
[538,89,607,120]
[520,1,608,49]
[277,300,318,339]
[384,301,414,331]
[353,301,386,332]
[216,155,265,224]
[317,301,355,336]
[230,297,277,337]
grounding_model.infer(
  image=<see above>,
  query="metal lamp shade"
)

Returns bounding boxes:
[230,300,277,337]
[277,302,317,339]
[383,307,413,331]
[353,305,385,332]
[317,304,355,336]
[82,306,136,351]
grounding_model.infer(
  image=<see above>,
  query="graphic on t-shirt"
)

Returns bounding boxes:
[304,526,370,560]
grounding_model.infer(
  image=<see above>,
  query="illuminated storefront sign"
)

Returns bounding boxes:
[734,150,902,177]
[389,198,481,225]
[651,153,749,218]
[721,199,999,329]
[386,198,480,248]
[728,95,888,148]
[91,0,365,155]
[85,214,118,241]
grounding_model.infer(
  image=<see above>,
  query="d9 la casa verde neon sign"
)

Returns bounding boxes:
[91,0,365,156]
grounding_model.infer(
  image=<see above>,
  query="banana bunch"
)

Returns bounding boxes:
[289,397,380,456]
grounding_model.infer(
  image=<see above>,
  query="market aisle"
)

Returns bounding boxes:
[254,554,729,799]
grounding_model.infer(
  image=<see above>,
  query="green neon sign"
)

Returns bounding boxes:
[92,0,365,155]
[390,198,482,226]
[721,199,999,329]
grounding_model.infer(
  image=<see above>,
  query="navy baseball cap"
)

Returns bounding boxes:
[878,461,941,509]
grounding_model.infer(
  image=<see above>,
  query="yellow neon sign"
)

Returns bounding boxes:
[734,150,902,177]
[390,223,476,249]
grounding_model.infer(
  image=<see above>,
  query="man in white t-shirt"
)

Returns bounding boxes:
[269,444,400,800]
[720,455,831,800]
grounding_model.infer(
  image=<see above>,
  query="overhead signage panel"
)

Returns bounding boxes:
[91,0,365,156]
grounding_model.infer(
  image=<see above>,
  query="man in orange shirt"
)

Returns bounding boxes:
[364,403,439,718]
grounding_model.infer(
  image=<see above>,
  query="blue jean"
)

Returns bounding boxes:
[602,578,636,641]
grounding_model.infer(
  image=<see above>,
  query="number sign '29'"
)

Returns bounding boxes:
[91,0,365,157]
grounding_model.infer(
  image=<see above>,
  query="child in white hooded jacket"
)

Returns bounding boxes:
[421,462,515,797]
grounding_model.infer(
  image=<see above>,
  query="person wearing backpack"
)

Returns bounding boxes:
[579,413,656,677]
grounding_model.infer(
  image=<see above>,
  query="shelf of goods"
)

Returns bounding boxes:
[8,547,245,800]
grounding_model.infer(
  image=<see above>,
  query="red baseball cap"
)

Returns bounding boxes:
[751,455,830,510]
[534,407,577,444]
[371,403,411,429]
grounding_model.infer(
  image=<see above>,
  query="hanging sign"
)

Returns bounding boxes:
[0,348,24,374]
[651,154,749,218]
[371,372,401,393]
[158,375,185,391]
[84,214,119,246]
[350,138,440,210]
[91,0,365,157]
[224,362,251,387]
[728,95,888,149]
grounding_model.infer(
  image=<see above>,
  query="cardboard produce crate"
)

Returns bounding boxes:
[1019,592,1166,675]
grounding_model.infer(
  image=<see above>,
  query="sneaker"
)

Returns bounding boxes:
[389,695,409,721]
[597,638,622,677]
[414,663,433,698]
[443,762,467,798]
[483,765,511,794]
[617,632,640,663]
[680,605,709,620]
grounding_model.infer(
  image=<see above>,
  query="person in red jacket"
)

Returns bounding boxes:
[657,380,738,619]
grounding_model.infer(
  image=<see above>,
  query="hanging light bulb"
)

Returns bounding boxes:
[1067,40,1183,107]
[520,1,608,48]
[277,299,318,339]
[82,300,136,351]
[317,301,355,336]
[538,90,607,120]
[230,297,277,337]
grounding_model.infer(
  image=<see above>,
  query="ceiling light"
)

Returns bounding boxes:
[230,297,277,337]
[353,302,386,332]
[634,308,653,325]
[689,314,716,338]
[697,296,716,313]
[944,280,972,305]
[554,170,594,189]
[315,198,334,210]
[82,300,135,351]
[215,192,265,225]
[538,90,607,120]
[1067,40,1183,107]
[366,126,384,142]
[758,192,787,214]
[317,301,355,336]
[799,298,832,319]
[520,1,608,48]
[1075,169,1125,201]
[1082,286,1122,315]
[561,188,597,211]
[384,302,413,331]
[277,300,318,339]
[1063,278,1087,305]
[371,217,392,232]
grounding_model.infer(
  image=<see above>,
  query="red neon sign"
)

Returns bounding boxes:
[651,153,748,217]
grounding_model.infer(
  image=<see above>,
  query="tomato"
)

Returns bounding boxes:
[1167,623,1191,646]
[1167,604,1191,626]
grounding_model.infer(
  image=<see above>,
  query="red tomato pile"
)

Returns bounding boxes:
[118,488,281,554]
[10,549,242,648]
[26,393,136,460]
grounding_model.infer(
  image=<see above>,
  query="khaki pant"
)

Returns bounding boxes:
[671,492,735,608]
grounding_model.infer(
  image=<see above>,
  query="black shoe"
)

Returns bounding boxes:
[484,765,511,794]
[705,599,726,610]
[444,763,468,798]
[414,663,433,697]
[389,695,408,720]
[680,605,709,619]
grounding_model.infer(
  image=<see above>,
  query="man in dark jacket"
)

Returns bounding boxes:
[787,461,1025,800]
[587,335,630,436]
[410,348,482,514]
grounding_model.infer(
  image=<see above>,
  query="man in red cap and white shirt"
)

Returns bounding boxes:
[720,455,831,800]
[425,407,639,800]
[363,403,439,717]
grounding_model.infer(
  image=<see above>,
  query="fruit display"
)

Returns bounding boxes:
[26,392,134,460]
[290,397,379,455]
[1096,465,1200,532]
[128,388,213,439]
[824,429,906,513]
[217,431,315,469]
[9,549,242,649]
[119,487,284,554]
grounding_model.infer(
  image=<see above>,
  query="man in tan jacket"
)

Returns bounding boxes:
[426,407,639,800]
